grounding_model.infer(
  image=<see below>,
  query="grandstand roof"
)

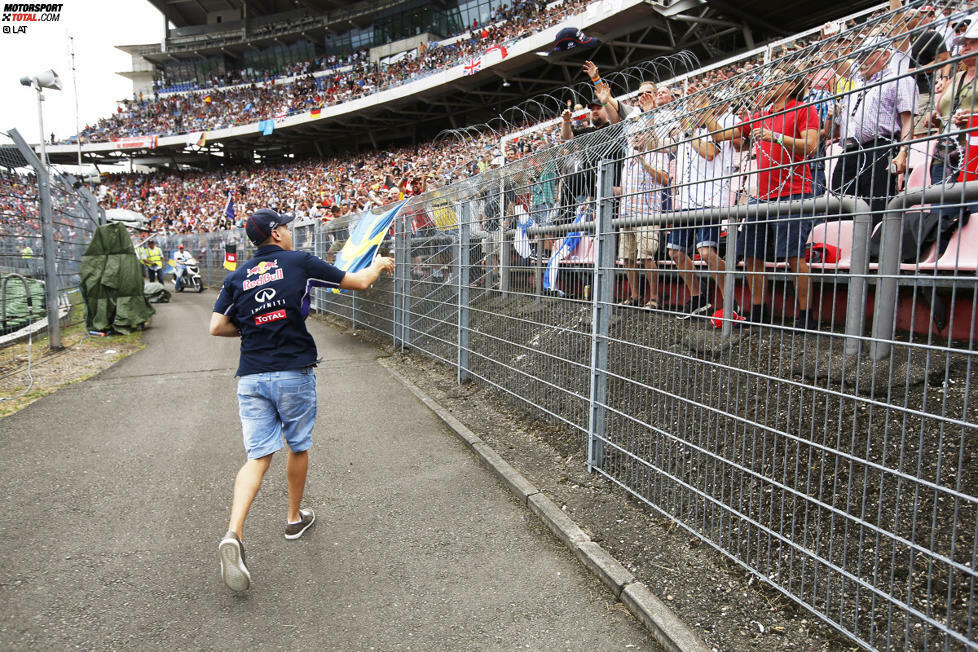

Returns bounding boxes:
[148,0,387,29]
[48,0,881,167]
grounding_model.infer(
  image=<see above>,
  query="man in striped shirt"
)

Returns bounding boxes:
[829,37,919,217]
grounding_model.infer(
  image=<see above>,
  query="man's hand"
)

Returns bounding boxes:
[594,80,612,106]
[750,127,774,143]
[373,256,395,276]
[637,91,655,112]
[582,60,600,82]
[952,111,974,129]
[891,149,908,175]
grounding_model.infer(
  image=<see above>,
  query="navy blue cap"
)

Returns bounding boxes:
[553,27,598,52]
[245,208,295,245]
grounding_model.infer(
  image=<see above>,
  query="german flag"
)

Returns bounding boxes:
[203,95,212,104]
[196,132,207,147]
[310,108,321,118]
[224,243,237,271]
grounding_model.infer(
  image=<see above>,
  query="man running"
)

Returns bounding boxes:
[209,207,394,591]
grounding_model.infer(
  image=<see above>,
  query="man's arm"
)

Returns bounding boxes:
[560,109,574,141]
[209,312,240,337]
[338,256,395,291]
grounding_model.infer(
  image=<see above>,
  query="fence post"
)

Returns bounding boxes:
[587,160,614,472]
[402,214,413,351]
[9,128,61,350]
[500,229,512,294]
[721,220,737,338]
[498,176,506,292]
[535,234,544,303]
[393,212,404,347]
[458,201,471,383]
[844,199,872,355]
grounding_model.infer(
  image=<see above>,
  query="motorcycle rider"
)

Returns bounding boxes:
[173,244,193,291]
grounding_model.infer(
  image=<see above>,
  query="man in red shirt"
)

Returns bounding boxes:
[711,65,821,328]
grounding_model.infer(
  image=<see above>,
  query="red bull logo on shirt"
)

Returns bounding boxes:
[244,259,284,290]
[246,260,279,277]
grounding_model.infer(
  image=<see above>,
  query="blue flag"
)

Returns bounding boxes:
[258,119,274,136]
[544,204,589,293]
[331,200,407,294]
[224,192,234,222]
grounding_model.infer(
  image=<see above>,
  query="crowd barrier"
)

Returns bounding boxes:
[166,3,978,648]
[0,130,102,379]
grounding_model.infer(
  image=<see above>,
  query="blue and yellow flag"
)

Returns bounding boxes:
[331,200,406,293]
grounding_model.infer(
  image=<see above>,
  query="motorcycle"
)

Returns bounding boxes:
[174,256,203,293]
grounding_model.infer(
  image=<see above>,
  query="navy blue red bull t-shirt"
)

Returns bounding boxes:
[213,244,345,376]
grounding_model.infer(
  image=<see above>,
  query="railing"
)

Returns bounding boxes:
[168,2,978,647]
[0,129,103,384]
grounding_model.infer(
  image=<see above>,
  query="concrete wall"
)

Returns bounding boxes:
[369,33,436,64]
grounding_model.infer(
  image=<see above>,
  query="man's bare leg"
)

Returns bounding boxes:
[228,454,273,540]
[286,449,309,523]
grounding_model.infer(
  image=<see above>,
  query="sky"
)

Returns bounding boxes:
[0,0,166,147]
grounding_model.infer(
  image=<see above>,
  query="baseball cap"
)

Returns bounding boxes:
[246,207,295,245]
[956,15,978,43]
[587,100,603,109]
[178,244,184,249]
[553,27,598,52]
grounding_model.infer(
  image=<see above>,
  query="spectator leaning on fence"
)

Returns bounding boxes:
[710,61,821,328]
[665,96,740,318]
[829,36,919,218]
[927,16,978,184]
[618,126,670,309]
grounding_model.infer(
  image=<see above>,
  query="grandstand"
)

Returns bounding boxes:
[8,1,978,648]
[45,0,879,167]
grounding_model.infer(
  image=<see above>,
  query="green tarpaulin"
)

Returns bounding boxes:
[81,223,155,334]
[0,275,46,334]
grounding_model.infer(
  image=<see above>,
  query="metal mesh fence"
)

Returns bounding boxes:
[172,3,978,648]
[0,133,101,386]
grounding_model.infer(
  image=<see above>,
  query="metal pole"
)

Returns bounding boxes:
[721,221,737,338]
[587,160,614,472]
[870,183,978,360]
[69,35,82,168]
[393,212,403,347]
[9,128,61,350]
[34,86,48,169]
[844,207,872,355]
[534,234,544,303]
[402,213,412,351]
[458,201,471,383]
[498,176,506,292]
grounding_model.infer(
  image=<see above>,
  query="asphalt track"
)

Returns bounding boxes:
[0,289,657,650]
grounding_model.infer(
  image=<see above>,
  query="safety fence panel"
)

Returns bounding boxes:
[0,131,102,386]
[172,3,978,648]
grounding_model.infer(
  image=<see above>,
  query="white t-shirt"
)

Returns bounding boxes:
[674,112,736,210]
[620,148,670,219]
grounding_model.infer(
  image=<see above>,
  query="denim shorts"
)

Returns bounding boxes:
[738,193,814,260]
[237,367,317,460]
[666,209,721,252]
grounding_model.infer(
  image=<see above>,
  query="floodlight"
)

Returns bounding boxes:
[35,69,62,90]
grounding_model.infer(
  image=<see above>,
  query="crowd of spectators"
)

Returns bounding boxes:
[76,0,590,144]
[96,130,516,235]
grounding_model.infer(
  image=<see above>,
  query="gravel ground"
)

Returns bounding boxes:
[317,279,977,651]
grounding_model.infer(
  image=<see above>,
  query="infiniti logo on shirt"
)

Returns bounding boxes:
[255,288,276,303]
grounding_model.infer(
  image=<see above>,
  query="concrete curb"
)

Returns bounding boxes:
[378,358,710,652]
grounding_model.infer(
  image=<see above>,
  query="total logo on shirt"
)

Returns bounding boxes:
[254,309,286,325]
